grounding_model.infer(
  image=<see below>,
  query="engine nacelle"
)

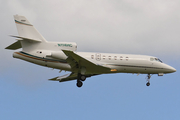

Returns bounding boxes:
[51,51,68,60]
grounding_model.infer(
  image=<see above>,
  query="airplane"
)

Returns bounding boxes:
[5,15,176,87]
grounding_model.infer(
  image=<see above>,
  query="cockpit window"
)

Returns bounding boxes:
[150,57,163,63]
[150,58,154,61]
[157,58,163,63]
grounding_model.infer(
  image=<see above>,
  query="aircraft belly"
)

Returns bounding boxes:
[107,64,164,74]
[119,67,163,74]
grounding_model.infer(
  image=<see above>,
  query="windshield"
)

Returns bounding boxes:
[150,58,163,63]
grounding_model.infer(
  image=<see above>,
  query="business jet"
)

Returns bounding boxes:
[6,15,176,87]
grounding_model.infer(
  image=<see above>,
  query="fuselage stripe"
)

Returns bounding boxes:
[15,52,67,63]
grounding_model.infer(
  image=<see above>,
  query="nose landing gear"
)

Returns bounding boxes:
[146,82,150,86]
[146,74,151,86]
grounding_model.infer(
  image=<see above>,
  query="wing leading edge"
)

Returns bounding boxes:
[62,50,111,74]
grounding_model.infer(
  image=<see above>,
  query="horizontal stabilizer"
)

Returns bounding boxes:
[10,35,42,42]
[5,40,22,50]
[49,73,77,82]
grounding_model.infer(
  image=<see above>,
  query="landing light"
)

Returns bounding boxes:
[111,69,117,72]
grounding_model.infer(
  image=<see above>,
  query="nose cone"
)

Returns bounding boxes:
[170,67,176,73]
[166,65,176,73]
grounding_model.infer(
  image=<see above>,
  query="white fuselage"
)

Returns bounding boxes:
[13,50,176,75]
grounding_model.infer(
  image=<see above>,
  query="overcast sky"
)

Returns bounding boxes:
[1,0,180,120]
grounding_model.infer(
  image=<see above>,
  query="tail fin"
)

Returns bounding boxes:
[6,15,47,51]
[14,15,47,42]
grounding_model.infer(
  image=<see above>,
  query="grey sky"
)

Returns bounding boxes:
[1,0,180,78]
[1,0,180,58]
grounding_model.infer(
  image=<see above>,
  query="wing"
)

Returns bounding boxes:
[49,72,95,82]
[50,50,111,82]
[62,50,111,74]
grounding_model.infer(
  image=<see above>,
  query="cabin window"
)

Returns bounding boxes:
[108,56,111,60]
[91,55,94,59]
[126,57,129,61]
[114,56,117,60]
[102,55,106,60]
[120,56,123,60]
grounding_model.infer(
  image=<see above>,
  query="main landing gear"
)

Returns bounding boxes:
[146,74,151,86]
[76,73,86,88]
[76,81,83,87]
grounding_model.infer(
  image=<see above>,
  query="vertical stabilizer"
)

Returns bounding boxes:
[13,15,47,52]
[14,15,47,42]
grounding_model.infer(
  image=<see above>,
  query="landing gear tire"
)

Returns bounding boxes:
[146,82,150,86]
[76,73,86,87]
[146,74,151,87]
[77,81,83,88]
[80,75,86,81]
